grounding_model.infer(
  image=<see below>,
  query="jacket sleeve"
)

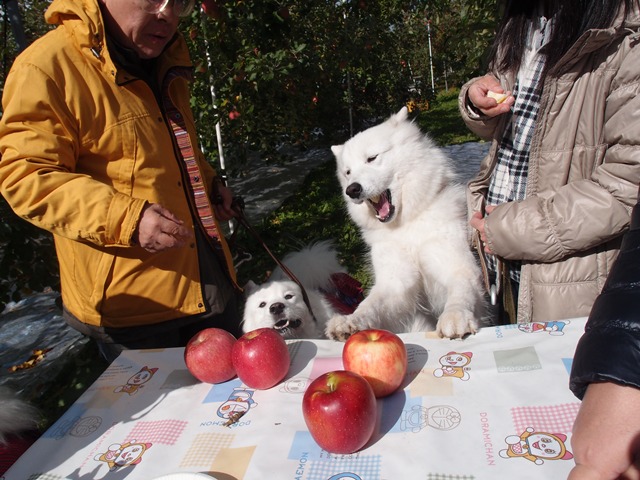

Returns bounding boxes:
[485,42,640,262]
[569,198,640,400]
[0,60,146,247]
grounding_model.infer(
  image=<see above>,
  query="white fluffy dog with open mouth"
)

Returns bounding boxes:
[242,241,363,339]
[326,107,485,341]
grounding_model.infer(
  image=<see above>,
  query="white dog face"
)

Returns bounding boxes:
[332,108,416,224]
[242,279,320,338]
[333,140,397,223]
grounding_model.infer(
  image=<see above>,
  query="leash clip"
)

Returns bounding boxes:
[490,284,498,306]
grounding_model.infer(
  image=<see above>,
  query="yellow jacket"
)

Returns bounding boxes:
[0,0,236,327]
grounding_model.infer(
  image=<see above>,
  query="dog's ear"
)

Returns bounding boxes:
[394,106,409,122]
[331,144,343,159]
[243,280,258,296]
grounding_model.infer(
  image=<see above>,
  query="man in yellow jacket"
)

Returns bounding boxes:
[0,0,242,362]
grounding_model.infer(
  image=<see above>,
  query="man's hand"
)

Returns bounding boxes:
[211,179,237,222]
[470,205,496,254]
[467,74,514,118]
[135,203,192,253]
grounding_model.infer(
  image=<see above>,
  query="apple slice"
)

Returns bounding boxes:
[487,90,508,104]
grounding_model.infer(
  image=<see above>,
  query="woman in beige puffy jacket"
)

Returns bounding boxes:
[459,0,640,325]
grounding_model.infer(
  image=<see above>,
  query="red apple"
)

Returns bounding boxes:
[184,328,237,384]
[302,370,376,454]
[232,327,290,389]
[342,329,407,397]
[201,0,224,19]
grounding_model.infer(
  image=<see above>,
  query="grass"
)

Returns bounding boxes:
[32,88,478,431]
[416,89,481,146]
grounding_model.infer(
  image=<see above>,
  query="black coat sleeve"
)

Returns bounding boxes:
[569,197,640,400]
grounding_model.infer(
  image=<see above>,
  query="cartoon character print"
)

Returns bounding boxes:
[217,387,257,420]
[499,427,574,465]
[49,415,103,440]
[114,366,158,395]
[279,377,310,394]
[433,352,473,381]
[400,404,462,433]
[94,440,152,471]
[518,320,570,336]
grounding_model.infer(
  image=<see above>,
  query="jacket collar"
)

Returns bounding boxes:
[549,4,640,76]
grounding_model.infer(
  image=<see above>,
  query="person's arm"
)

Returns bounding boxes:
[0,61,146,248]
[568,382,640,480]
[458,74,513,140]
[465,74,514,116]
[568,196,640,479]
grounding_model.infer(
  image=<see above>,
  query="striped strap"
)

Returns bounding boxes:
[161,68,236,283]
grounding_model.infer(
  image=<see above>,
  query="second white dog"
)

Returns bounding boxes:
[242,241,363,339]
[326,107,485,340]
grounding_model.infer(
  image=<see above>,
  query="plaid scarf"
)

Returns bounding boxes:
[485,15,552,283]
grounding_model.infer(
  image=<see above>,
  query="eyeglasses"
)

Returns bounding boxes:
[142,0,195,17]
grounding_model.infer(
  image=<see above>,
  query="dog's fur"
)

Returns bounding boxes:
[0,387,39,445]
[326,107,484,340]
[242,241,346,339]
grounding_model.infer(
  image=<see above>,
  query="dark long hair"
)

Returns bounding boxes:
[489,0,636,79]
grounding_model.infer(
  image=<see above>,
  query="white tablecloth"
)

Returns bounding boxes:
[6,318,585,480]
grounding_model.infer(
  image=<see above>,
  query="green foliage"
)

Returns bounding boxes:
[180,0,498,174]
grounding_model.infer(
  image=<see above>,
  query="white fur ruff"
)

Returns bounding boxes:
[327,107,485,340]
[242,241,344,339]
[0,387,39,444]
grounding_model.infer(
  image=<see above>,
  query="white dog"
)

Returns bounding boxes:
[326,107,485,340]
[242,241,363,339]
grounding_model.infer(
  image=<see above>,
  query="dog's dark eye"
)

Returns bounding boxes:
[345,169,351,177]
[367,154,378,163]
[259,301,266,308]
[284,294,294,300]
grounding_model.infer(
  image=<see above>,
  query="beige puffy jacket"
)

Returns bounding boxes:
[459,6,640,323]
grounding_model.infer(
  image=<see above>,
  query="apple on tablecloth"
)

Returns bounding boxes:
[184,328,237,384]
[302,370,377,454]
[232,327,290,389]
[342,328,408,397]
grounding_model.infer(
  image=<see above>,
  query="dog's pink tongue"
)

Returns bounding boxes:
[372,191,391,220]
[376,199,391,219]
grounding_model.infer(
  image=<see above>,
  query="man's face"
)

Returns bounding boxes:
[100,0,180,59]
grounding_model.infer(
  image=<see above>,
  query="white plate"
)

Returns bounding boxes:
[152,474,216,480]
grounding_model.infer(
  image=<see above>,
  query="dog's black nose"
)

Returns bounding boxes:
[270,302,285,315]
[346,183,362,199]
